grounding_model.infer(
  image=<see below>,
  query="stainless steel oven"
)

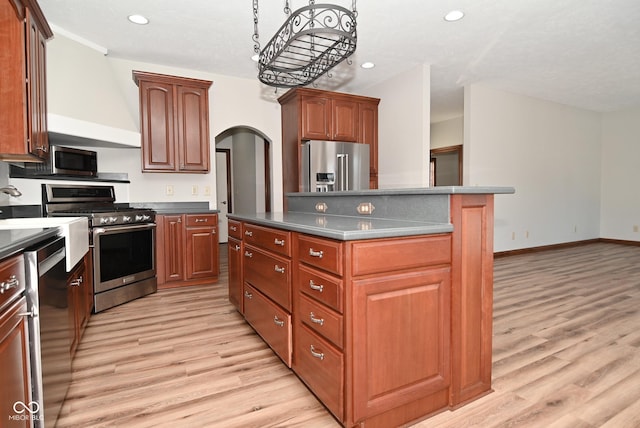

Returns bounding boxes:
[42,184,157,313]
[92,222,156,312]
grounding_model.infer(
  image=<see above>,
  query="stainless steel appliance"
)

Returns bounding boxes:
[23,235,69,428]
[42,184,157,313]
[301,140,369,192]
[14,145,98,177]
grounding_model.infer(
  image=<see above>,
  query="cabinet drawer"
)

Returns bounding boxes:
[185,213,217,228]
[243,223,291,257]
[297,235,343,275]
[243,245,291,311]
[298,265,343,313]
[298,293,343,349]
[244,284,292,367]
[228,219,242,239]
[0,254,26,312]
[294,324,344,420]
[351,234,451,276]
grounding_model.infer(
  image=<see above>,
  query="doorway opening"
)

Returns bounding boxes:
[215,126,272,243]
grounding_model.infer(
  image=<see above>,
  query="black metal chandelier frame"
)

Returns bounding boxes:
[252,0,358,88]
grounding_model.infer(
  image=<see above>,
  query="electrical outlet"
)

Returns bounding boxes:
[203,186,211,196]
[166,185,174,196]
[634,225,639,233]
[511,232,515,240]
[191,185,198,196]
[525,230,529,238]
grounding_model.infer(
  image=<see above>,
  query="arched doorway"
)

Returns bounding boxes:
[215,126,272,243]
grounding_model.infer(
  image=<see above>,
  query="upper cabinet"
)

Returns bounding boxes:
[133,71,213,173]
[0,0,52,162]
[278,88,380,194]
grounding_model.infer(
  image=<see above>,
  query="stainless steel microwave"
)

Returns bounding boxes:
[21,145,98,177]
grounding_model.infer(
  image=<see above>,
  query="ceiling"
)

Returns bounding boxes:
[39,0,640,122]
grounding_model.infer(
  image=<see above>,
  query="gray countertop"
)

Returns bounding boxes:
[227,212,453,240]
[0,228,59,260]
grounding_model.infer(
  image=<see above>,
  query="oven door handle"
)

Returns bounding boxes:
[93,223,156,235]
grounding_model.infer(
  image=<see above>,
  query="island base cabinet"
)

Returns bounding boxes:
[243,283,292,367]
[349,267,451,426]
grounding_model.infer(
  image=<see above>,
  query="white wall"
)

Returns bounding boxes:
[465,84,602,252]
[431,116,463,149]
[365,64,431,188]
[600,107,640,241]
[44,34,284,212]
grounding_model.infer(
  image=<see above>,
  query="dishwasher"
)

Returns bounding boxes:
[23,235,71,428]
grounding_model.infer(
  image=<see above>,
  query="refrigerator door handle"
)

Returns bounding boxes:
[337,153,348,191]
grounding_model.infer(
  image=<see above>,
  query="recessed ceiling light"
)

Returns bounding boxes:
[251,54,259,62]
[128,14,149,25]
[361,62,375,69]
[444,10,464,22]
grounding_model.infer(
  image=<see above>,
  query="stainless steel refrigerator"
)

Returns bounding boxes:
[302,140,370,192]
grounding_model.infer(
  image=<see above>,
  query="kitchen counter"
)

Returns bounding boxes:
[130,201,219,215]
[228,211,452,240]
[0,228,59,259]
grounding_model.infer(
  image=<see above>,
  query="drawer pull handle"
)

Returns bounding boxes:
[310,312,324,326]
[309,280,324,292]
[245,231,253,237]
[310,345,324,360]
[274,238,285,246]
[230,225,237,231]
[244,291,253,299]
[244,251,253,258]
[0,275,19,294]
[195,218,208,223]
[273,316,285,327]
[70,275,83,287]
[274,265,285,274]
[309,248,324,258]
[232,244,240,251]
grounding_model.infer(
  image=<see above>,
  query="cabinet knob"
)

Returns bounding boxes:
[310,345,324,360]
[309,312,324,326]
[232,245,240,251]
[244,251,253,258]
[309,248,324,258]
[273,316,285,327]
[230,226,237,231]
[309,280,323,292]
[0,275,19,294]
[274,265,285,274]
[245,231,253,237]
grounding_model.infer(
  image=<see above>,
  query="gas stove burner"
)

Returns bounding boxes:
[43,184,155,227]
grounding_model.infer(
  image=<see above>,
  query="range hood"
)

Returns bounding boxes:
[48,114,141,148]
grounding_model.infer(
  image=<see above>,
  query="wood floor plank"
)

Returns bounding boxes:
[56,242,640,427]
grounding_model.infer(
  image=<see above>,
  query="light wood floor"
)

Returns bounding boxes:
[56,242,640,428]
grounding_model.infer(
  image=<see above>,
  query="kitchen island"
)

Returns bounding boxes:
[228,186,514,428]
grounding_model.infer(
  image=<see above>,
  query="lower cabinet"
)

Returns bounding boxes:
[68,253,92,359]
[232,219,459,427]
[0,297,32,427]
[156,213,219,288]
[227,236,243,313]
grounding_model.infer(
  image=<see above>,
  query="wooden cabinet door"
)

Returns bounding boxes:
[139,80,176,171]
[358,101,378,188]
[0,297,32,428]
[228,237,243,313]
[176,84,209,172]
[162,215,184,282]
[332,98,358,141]
[185,226,218,280]
[351,267,451,422]
[301,96,331,140]
[26,9,49,160]
[68,257,86,357]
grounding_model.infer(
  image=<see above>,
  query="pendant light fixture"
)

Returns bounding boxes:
[252,0,358,88]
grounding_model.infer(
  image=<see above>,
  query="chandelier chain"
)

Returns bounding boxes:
[252,0,260,55]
